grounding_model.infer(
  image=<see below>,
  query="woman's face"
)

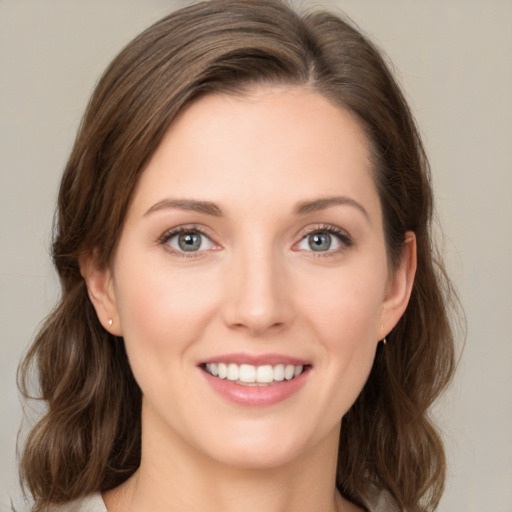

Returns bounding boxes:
[89,86,414,470]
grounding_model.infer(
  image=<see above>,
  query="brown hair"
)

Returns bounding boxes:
[18,1,457,510]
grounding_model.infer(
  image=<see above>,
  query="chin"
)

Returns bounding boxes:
[205,438,307,470]
[193,417,339,471]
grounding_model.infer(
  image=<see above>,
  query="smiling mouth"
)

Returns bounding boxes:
[202,363,309,386]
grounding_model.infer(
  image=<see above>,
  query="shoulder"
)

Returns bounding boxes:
[50,493,107,512]
[363,484,401,512]
[371,492,400,512]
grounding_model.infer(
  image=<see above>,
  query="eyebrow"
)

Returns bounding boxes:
[144,199,223,217]
[294,196,370,220]
[144,195,369,220]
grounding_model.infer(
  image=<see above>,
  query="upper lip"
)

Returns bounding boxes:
[199,353,311,367]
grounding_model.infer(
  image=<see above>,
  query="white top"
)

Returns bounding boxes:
[53,493,107,512]
[51,489,398,512]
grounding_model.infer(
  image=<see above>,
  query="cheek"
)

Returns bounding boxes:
[112,263,224,422]
[112,256,221,365]
[300,262,386,401]
[303,263,385,342]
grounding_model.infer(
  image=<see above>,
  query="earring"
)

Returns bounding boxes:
[108,319,113,327]
[380,324,387,345]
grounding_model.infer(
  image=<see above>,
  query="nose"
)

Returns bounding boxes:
[221,243,295,336]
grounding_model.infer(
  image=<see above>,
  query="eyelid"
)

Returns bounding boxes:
[157,223,352,258]
[293,224,353,253]
[158,224,220,257]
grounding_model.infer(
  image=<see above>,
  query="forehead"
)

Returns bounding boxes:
[130,86,378,218]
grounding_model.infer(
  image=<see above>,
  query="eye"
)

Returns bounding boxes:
[295,226,352,253]
[163,229,216,253]
[298,232,340,252]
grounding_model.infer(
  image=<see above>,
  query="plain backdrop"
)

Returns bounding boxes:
[1,1,511,510]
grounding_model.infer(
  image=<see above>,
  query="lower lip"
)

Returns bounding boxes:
[201,369,309,407]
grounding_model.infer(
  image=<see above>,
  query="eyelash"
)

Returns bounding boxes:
[295,224,353,256]
[159,225,217,259]
[158,223,353,259]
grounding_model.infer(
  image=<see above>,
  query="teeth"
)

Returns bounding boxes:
[218,363,227,379]
[205,363,305,383]
[273,364,285,381]
[209,363,219,376]
[227,363,239,381]
[284,364,295,380]
[256,365,274,383]
[239,364,256,383]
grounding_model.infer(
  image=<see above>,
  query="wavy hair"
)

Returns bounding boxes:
[18,1,457,510]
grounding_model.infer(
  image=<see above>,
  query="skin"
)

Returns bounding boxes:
[83,86,416,512]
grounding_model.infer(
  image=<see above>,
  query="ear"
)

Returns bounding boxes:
[379,232,417,338]
[79,250,122,336]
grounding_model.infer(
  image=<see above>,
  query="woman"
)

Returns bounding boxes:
[18,1,456,511]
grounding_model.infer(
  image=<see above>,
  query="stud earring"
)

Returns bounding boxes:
[380,324,387,345]
[108,319,113,327]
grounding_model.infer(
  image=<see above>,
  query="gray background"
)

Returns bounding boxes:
[1,1,511,510]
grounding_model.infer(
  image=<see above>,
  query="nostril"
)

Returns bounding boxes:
[229,320,286,336]
[220,270,295,334]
